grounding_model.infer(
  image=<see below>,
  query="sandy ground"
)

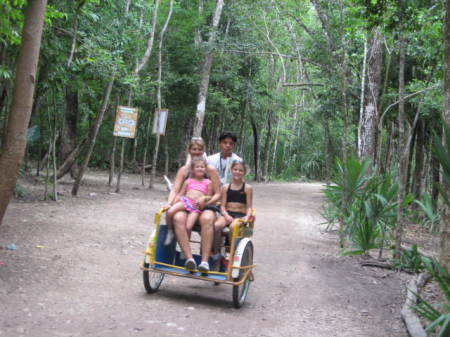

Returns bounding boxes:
[0,172,410,337]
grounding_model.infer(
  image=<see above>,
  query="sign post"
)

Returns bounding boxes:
[152,108,168,135]
[114,106,139,138]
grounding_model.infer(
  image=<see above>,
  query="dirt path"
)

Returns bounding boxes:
[0,174,408,337]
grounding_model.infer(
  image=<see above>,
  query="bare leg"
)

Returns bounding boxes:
[213,216,227,254]
[167,202,185,218]
[199,210,215,263]
[186,212,200,233]
[173,211,193,259]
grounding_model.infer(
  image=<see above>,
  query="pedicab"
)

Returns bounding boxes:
[140,207,256,308]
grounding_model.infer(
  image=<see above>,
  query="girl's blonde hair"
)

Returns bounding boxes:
[231,159,249,174]
[190,156,207,169]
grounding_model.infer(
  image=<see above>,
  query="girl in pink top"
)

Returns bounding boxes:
[166,157,212,271]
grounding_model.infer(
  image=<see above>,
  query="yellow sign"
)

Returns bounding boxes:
[113,106,138,138]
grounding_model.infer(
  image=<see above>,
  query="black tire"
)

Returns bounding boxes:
[143,262,164,294]
[232,241,253,308]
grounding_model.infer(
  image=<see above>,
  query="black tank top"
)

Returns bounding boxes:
[227,182,246,204]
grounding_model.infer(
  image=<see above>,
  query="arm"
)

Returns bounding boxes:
[220,185,234,224]
[205,165,221,205]
[178,180,188,198]
[243,185,254,222]
[167,166,188,205]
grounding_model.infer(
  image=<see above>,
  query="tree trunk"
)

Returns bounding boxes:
[358,28,383,164]
[192,0,225,137]
[115,139,126,193]
[237,102,246,155]
[250,114,261,182]
[262,110,273,179]
[59,0,86,180]
[72,77,114,196]
[430,138,440,209]
[134,0,161,75]
[412,120,425,200]
[394,4,407,259]
[56,137,87,180]
[323,112,333,183]
[406,123,417,195]
[149,0,174,189]
[0,0,47,225]
[270,118,280,178]
[59,88,79,178]
[441,0,450,270]
[141,111,152,186]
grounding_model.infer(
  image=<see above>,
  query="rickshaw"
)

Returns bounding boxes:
[140,207,255,308]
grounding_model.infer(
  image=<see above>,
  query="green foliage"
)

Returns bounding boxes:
[433,124,450,208]
[413,257,450,337]
[394,245,424,272]
[14,183,26,198]
[414,193,440,233]
[324,158,398,255]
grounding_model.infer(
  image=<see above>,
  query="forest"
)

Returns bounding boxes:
[0,0,450,335]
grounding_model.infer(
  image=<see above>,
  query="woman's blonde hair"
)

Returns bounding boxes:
[188,137,205,152]
[185,137,207,169]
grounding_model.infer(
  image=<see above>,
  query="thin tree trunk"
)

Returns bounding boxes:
[44,135,51,201]
[164,136,169,177]
[0,0,47,224]
[195,0,204,45]
[141,111,152,186]
[116,139,125,193]
[406,125,417,194]
[412,120,425,201]
[56,137,87,180]
[270,118,280,179]
[262,110,272,179]
[384,121,395,172]
[431,140,440,208]
[394,4,407,259]
[149,0,174,189]
[250,114,260,182]
[192,0,225,137]
[72,77,114,196]
[441,0,450,269]
[109,137,117,186]
[338,0,349,247]
[323,112,333,183]
[52,112,58,201]
[59,89,79,177]
[134,0,161,75]
[237,101,246,155]
[59,1,86,180]
[125,0,132,14]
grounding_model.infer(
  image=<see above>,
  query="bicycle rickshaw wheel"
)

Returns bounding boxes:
[232,241,253,308]
[143,261,165,293]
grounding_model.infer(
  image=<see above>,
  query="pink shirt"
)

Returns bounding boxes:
[186,178,210,194]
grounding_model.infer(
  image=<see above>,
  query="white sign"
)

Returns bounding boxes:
[113,106,138,138]
[152,109,168,135]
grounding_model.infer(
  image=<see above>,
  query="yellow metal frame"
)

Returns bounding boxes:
[141,207,256,286]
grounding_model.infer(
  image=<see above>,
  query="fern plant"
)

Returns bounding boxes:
[413,257,450,337]
[414,193,440,233]
[324,158,399,255]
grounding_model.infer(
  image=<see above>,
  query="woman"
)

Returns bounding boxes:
[165,137,221,273]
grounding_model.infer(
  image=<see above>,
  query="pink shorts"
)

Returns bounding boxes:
[181,196,201,214]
